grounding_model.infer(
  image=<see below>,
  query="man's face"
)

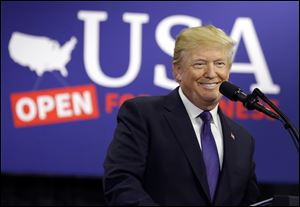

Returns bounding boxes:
[173,45,230,110]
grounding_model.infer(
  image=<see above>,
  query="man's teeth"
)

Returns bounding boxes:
[201,83,218,89]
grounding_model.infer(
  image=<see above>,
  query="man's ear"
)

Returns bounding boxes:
[172,64,182,83]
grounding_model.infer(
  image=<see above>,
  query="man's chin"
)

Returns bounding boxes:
[203,96,220,106]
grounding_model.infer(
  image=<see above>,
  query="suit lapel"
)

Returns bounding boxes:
[163,88,211,201]
[214,109,237,205]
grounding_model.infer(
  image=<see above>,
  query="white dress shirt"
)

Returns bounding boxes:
[178,87,224,168]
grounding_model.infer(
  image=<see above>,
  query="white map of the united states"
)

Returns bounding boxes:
[8,32,77,77]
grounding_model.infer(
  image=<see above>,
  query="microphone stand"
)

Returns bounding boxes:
[244,88,298,207]
[246,88,299,152]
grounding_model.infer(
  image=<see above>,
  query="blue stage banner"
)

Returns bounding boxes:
[1,2,298,183]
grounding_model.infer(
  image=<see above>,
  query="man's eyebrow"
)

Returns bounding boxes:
[191,58,207,62]
[191,58,226,62]
[214,58,226,61]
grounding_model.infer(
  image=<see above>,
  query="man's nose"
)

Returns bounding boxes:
[205,63,217,77]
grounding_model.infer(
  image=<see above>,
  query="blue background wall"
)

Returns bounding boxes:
[1,2,299,183]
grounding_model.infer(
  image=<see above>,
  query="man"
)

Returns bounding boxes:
[103,25,260,205]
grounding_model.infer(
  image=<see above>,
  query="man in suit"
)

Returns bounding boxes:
[103,25,260,205]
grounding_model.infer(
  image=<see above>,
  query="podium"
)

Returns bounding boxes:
[251,195,299,206]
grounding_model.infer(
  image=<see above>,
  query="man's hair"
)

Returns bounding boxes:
[172,25,235,66]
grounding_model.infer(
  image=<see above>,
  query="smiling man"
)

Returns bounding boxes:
[103,25,260,206]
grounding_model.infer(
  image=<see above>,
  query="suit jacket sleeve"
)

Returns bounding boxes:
[242,136,261,205]
[103,99,157,205]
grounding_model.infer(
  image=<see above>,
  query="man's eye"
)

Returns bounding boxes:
[216,62,225,68]
[193,62,206,69]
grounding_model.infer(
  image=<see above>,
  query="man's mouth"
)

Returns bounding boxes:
[198,82,221,89]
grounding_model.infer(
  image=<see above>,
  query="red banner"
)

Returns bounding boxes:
[11,84,99,127]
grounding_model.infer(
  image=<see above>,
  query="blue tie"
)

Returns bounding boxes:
[199,111,220,201]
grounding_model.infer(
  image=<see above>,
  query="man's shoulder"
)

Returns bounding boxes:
[124,94,165,106]
[123,88,179,107]
[117,94,169,119]
[130,94,164,102]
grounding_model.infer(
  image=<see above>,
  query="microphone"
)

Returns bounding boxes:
[219,81,279,119]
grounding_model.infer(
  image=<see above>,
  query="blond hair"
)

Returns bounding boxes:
[173,25,235,66]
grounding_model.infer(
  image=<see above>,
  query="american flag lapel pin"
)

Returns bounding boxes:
[230,132,235,140]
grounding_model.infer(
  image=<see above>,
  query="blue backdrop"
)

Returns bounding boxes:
[1,2,299,183]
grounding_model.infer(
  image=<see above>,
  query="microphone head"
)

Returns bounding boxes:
[219,81,241,101]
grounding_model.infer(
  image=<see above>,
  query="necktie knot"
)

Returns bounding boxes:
[200,111,212,123]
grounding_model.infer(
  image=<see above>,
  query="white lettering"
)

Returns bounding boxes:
[73,91,93,116]
[78,11,149,87]
[230,17,280,94]
[77,11,279,94]
[56,93,73,118]
[15,91,94,121]
[16,97,37,122]
[154,15,201,89]
[37,95,55,120]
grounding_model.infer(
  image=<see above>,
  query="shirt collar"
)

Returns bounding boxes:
[179,87,219,123]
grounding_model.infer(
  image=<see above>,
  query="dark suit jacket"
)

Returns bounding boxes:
[103,88,260,206]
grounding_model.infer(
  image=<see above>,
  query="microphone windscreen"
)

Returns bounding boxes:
[219,81,239,101]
